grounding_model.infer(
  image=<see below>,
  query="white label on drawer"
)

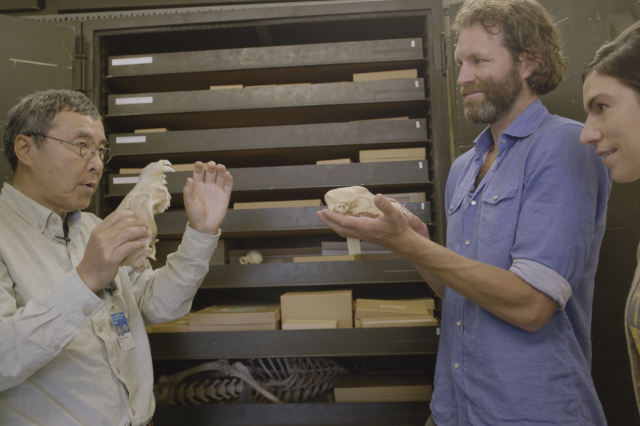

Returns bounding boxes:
[419,162,423,169]
[421,203,425,209]
[116,136,146,144]
[437,327,440,336]
[416,121,420,128]
[380,304,407,309]
[215,307,266,313]
[112,57,153,66]
[415,80,419,88]
[411,40,416,47]
[115,97,153,105]
[113,177,139,184]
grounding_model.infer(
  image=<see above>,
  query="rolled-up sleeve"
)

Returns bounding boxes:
[510,258,572,309]
[510,123,610,299]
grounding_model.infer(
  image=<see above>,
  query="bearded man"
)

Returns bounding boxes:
[316,1,610,424]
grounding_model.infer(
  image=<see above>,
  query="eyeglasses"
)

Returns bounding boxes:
[30,134,112,164]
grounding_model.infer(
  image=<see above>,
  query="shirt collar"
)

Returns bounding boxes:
[472,99,549,152]
[1,183,82,238]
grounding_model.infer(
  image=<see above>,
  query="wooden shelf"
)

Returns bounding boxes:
[156,203,431,238]
[153,402,430,426]
[106,79,427,131]
[148,326,439,359]
[107,38,424,93]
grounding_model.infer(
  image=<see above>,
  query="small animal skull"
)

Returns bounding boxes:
[117,159,175,272]
[239,250,264,265]
[324,186,406,218]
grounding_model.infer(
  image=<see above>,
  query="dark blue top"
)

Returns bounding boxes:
[431,100,611,425]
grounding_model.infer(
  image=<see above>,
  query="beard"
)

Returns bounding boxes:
[461,64,523,124]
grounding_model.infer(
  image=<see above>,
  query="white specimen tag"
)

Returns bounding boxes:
[419,162,423,169]
[115,97,153,105]
[113,177,139,184]
[416,121,420,128]
[411,40,416,47]
[116,136,146,144]
[421,203,425,209]
[111,311,136,351]
[415,81,419,88]
[112,57,153,66]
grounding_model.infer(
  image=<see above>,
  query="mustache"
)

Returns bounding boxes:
[460,84,486,96]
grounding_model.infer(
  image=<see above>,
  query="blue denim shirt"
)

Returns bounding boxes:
[431,100,610,426]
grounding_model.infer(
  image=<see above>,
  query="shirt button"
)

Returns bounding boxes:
[501,138,506,144]
[449,205,453,210]
[455,363,460,369]
[55,344,61,351]
[117,367,122,374]
[132,409,136,416]
[493,195,498,200]
[465,240,471,246]
[38,224,44,230]
[98,326,104,333]
[52,217,58,224]
[83,309,92,316]
[490,165,495,171]
[457,320,462,326]
[471,201,476,206]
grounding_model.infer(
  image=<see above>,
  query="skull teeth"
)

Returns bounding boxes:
[163,160,173,166]
[163,166,175,173]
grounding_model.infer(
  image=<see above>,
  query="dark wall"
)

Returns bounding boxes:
[449,0,640,424]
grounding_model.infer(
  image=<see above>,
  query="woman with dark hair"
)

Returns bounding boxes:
[581,20,640,414]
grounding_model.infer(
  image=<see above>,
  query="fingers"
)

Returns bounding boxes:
[316,210,364,239]
[374,194,405,222]
[205,161,217,184]
[222,171,233,195]
[112,239,149,262]
[193,161,205,183]
[213,163,226,187]
[183,177,195,198]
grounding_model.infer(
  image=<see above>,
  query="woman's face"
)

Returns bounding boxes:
[581,72,640,183]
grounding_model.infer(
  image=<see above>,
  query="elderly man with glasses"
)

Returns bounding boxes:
[0,89,233,426]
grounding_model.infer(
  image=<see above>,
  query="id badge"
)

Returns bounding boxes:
[110,311,136,351]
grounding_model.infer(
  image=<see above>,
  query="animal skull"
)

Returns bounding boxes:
[239,250,264,265]
[324,186,406,218]
[117,159,175,272]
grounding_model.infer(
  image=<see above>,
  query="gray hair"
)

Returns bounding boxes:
[3,89,102,172]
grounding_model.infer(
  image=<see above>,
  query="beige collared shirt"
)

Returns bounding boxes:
[0,183,219,426]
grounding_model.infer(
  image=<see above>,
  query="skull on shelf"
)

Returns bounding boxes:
[116,159,175,272]
[239,250,264,265]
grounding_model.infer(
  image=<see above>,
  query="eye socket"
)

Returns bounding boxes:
[599,104,609,112]
[475,59,486,65]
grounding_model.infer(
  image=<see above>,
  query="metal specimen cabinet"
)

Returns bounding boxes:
[2,1,452,424]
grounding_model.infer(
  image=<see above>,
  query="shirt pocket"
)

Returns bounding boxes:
[480,185,519,245]
[446,195,465,246]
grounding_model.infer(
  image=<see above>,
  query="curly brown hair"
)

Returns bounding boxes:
[453,0,566,96]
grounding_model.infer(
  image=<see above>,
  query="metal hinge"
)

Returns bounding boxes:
[440,32,447,76]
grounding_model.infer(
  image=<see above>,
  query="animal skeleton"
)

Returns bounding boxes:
[154,358,347,405]
[239,250,264,265]
[117,159,175,272]
[324,186,407,218]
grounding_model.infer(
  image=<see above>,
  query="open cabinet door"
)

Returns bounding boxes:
[0,14,75,189]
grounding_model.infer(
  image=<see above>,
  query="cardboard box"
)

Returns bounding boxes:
[316,158,352,165]
[355,299,428,319]
[119,163,196,174]
[210,84,243,90]
[350,116,409,122]
[282,319,338,330]
[293,254,362,263]
[152,316,190,333]
[210,239,227,265]
[334,374,432,403]
[400,298,435,311]
[353,69,418,82]
[281,290,353,328]
[246,85,277,88]
[360,157,426,163]
[321,241,389,256]
[134,128,168,133]
[145,326,153,333]
[190,305,280,325]
[358,315,439,328]
[359,148,426,162]
[233,199,322,210]
[384,192,427,203]
[189,321,279,332]
[278,83,310,86]
[151,239,227,266]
